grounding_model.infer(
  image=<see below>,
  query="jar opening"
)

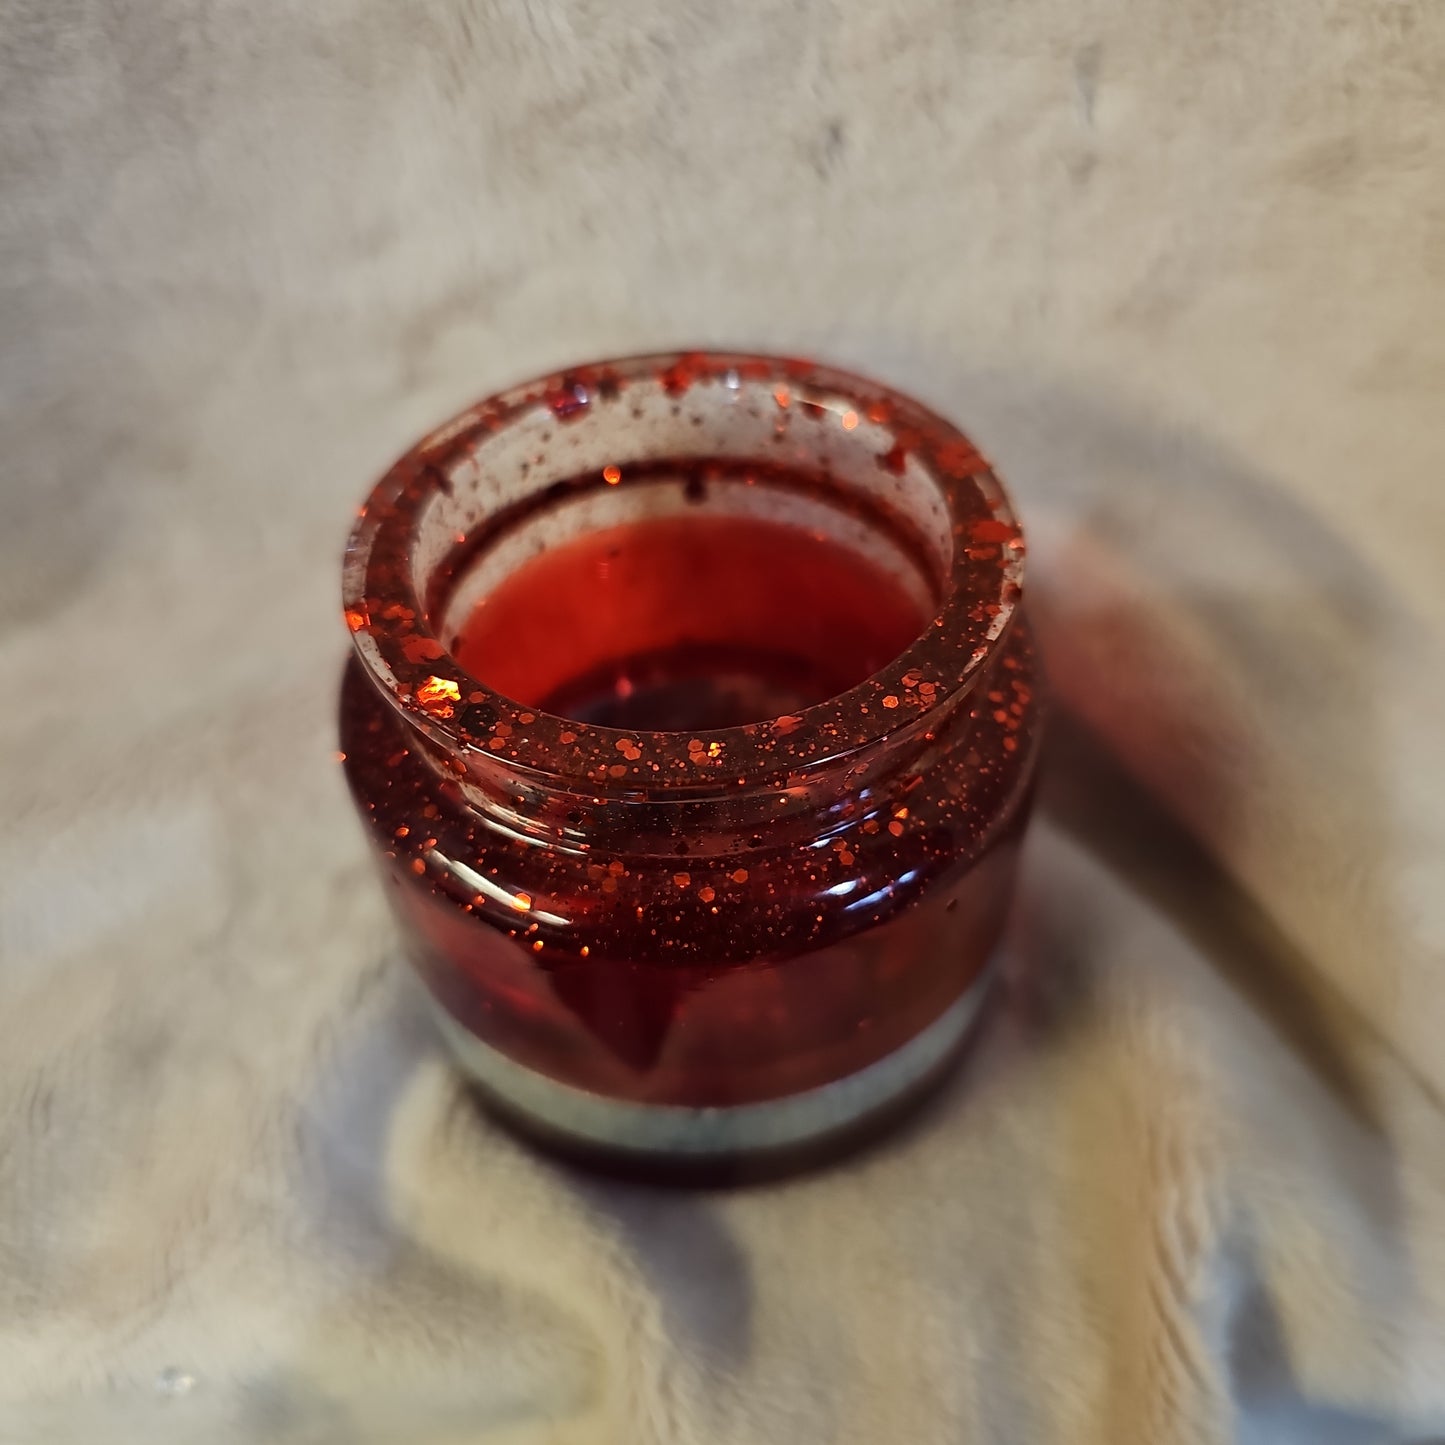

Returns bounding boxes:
[437,457,938,732]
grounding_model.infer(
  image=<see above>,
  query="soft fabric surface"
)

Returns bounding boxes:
[2,1,1444,1440]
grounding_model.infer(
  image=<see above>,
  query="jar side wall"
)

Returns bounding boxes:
[340,621,1037,958]
[339,618,1039,1109]
[388,822,1026,1108]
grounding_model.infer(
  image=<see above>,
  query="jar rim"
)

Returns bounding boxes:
[343,351,1025,795]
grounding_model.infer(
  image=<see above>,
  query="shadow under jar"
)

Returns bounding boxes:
[340,353,1041,1180]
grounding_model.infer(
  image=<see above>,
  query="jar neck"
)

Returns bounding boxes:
[390,657,987,857]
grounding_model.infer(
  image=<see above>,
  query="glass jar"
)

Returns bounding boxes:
[340,352,1040,1177]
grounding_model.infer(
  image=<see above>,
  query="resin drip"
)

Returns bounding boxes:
[450,506,930,732]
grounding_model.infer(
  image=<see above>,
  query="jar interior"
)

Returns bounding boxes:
[419,371,957,732]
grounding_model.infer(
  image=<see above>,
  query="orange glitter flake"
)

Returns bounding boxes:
[603,465,622,484]
[410,858,426,875]
[937,439,985,473]
[511,892,533,912]
[888,821,904,837]
[673,872,692,888]
[840,409,859,431]
[344,609,368,632]
[415,675,461,717]
[616,738,642,760]
[697,885,716,903]
[731,868,750,884]
[971,517,1017,544]
[401,634,446,664]
[882,695,900,709]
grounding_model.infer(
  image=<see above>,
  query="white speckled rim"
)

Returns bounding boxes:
[429,959,997,1159]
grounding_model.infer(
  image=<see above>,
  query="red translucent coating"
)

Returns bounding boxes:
[340,352,1041,1128]
[451,511,929,732]
[340,619,1038,1108]
[366,765,1029,1106]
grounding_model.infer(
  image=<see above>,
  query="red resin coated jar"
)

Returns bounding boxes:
[340,353,1040,1175]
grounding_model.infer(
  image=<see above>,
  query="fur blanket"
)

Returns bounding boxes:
[2,1,1443,1439]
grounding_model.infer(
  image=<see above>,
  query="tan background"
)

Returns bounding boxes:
[2,2,1444,1441]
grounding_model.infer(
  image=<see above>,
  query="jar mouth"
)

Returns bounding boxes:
[343,352,1024,795]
